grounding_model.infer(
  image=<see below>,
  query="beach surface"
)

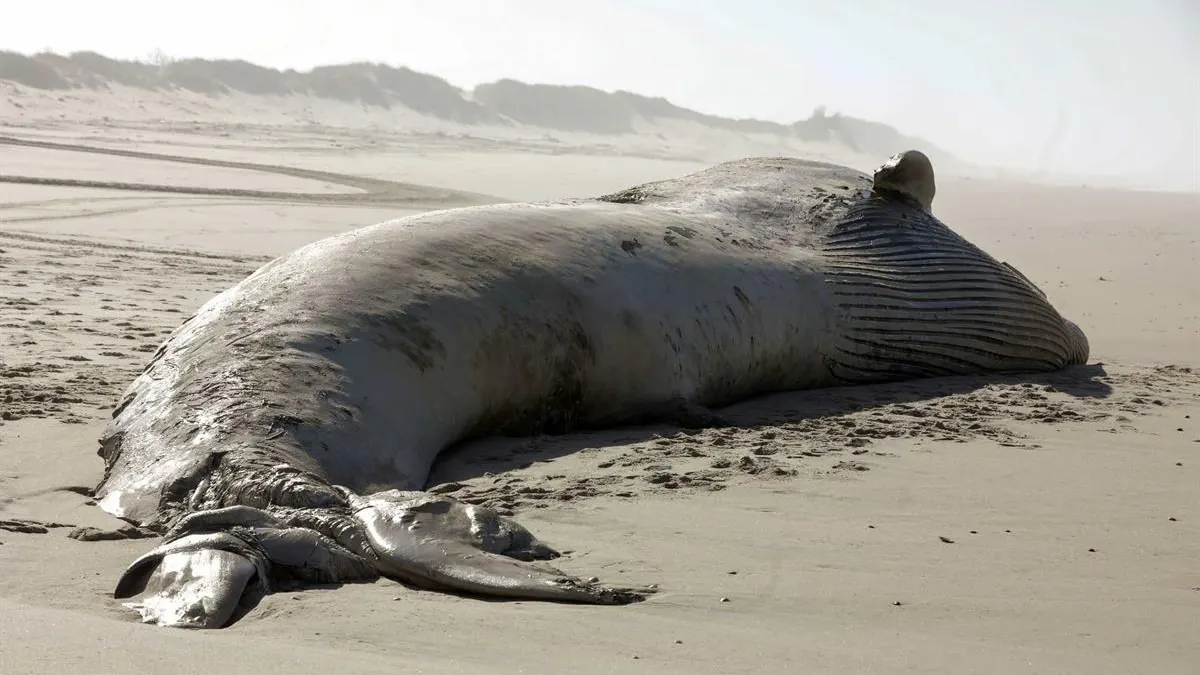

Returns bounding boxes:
[1,87,1198,674]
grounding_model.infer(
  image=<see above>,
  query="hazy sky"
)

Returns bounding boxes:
[3,0,1197,190]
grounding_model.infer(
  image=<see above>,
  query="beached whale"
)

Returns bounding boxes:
[91,150,1089,628]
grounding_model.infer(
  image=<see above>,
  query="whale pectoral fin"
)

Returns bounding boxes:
[489,515,563,562]
[390,536,649,604]
[116,545,262,628]
[348,490,654,604]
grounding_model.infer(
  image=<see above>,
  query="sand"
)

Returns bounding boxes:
[1,89,1198,675]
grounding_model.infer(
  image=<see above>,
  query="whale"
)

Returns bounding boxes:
[90,150,1089,628]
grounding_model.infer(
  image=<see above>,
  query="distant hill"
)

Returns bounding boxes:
[0,50,952,163]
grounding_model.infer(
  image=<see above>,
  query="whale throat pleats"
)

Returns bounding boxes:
[821,198,1074,383]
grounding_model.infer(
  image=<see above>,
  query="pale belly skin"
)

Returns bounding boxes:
[90,153,1090,628]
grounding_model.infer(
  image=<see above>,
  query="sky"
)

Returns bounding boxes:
[2,0,1197,190]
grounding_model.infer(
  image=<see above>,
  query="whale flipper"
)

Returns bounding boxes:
[343,488,654,604]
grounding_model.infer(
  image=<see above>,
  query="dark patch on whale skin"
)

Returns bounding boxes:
[732,286,752,310]
[666,225,698,239]
[370,311,445,372]
[478,316,596,438]
[597,186,656,204]
[663,225,698,247]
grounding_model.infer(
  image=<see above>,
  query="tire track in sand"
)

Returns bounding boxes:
[0,135,503,207]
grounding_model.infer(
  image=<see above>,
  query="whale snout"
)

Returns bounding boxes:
[1062,318,1090,366]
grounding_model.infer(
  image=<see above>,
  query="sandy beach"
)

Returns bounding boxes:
[1,78,1198,675]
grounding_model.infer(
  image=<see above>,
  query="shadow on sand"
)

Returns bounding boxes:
[429,364,1113,486]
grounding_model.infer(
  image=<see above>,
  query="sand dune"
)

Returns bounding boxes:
[0,85,1197,675]
[0,50,948,164]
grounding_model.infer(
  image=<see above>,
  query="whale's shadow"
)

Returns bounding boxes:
[428,363,1115,486]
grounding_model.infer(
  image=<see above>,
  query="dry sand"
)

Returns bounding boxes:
[0,94,1198,675]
